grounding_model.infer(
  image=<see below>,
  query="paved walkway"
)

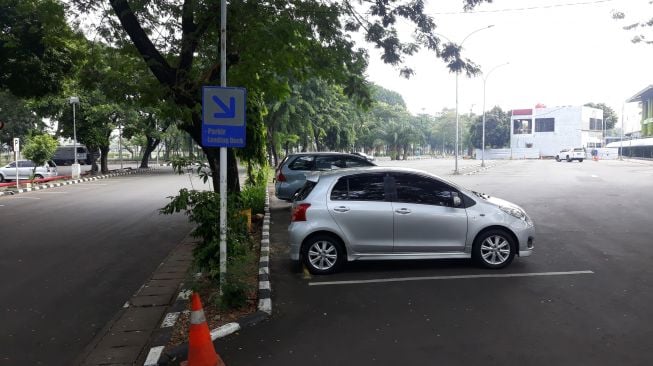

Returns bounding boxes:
[77,237,195,365]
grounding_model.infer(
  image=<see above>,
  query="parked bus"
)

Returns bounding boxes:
[52,145,89,165]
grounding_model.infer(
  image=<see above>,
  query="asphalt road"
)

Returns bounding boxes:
[0,167,209,366]
[218,158,653,366]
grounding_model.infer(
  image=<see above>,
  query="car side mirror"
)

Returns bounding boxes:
[452,195,462,207]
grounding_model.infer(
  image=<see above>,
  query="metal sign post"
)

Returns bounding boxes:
[200,0,247,294]
[13,138,19,189]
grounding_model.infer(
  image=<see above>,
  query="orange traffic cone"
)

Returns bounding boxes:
[181,292,225,366]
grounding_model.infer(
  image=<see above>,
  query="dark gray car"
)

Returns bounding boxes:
[274,152,375,201]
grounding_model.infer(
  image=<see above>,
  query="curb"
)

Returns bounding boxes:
[144,189,273,366]
[0,168,154,196]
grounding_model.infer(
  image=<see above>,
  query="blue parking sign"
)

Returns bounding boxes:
[202,86,246,147]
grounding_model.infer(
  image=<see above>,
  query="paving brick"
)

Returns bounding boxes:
[146,279,182,288]
[95,330,151,348]
[112,307,166,332]
[137,285,178,297]
[130,294,175,307]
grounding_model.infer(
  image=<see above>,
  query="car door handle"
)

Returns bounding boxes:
[395,208,412,214]
[333,206,350,213]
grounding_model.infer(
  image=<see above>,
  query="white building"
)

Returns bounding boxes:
[510,106,605,157]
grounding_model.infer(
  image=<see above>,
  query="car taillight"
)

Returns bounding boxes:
[276,171,286,182]
[291,203,311,222]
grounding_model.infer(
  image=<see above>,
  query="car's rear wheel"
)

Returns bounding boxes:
[0,174,5,182]
[302,234,346,275]
[566,155,571,162]
[34,174,44,179]
[473,229,516,269]
[579,159,583,162]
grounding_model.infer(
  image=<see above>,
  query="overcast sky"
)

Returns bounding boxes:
[361,0,653,132]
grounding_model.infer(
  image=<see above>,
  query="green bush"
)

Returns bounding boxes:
[161,161,270,310]
[240,184,266,215]
[160,189,252,281]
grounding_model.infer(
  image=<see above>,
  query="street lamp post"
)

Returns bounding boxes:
[119,123,123,170]
[620,103,625,160]
[454,25,494,174]
[481,62,509,167]
[69,96,80,179]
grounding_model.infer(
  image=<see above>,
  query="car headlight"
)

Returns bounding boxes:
[500,206,531,224]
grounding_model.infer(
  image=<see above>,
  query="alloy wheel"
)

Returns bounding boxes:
[480,235,511,265]
[307,240,338,271]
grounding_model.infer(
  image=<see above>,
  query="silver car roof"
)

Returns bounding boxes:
[312,166,463,190]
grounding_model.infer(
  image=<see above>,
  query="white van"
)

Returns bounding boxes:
[53,145,88,165]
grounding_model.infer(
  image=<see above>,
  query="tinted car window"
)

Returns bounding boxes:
[315,155,346,169]
[288,156,314,170]
[330,173,386,201]
[393,173,454,206]
[18,161,34,168]
[295,180,317,201]
[344,157,374,168]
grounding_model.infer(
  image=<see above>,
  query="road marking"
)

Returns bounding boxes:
[308,270,594,287]
[13,196,41,200]
[143,346,164,366]
[37,191,68,194]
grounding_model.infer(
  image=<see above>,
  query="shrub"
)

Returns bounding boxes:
[160,189,252,282]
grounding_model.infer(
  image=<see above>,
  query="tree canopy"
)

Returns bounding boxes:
[64,0,492,192]
[0,0,84,98]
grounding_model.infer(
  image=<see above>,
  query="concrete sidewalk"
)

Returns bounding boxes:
[76,175,269,366]
[77,235,195,366]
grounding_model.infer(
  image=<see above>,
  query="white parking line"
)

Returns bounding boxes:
[13,196,41,200]
[308,270,594,287]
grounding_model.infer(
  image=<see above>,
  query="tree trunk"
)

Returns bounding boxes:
[403,144,409,160]
[313,128,321,151]
[163,138,170,161]
[100,145,110,174]
[184,111,240,193]
[267,126,278,167]
[140,135,160,168]
[87,146,100,174]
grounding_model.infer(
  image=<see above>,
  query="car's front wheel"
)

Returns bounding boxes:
[302,234,346,275]
[555,156,561,162]
[566,155,572,162]
[0,174,5,183]
[473,229,516,269]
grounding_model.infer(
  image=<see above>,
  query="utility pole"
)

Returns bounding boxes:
[219,0,228,294]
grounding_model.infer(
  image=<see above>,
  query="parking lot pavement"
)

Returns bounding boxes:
[217,159,653,366]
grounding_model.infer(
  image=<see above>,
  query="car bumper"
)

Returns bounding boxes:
[275,182,294,201]
[513,222,535,257]
[288,221,312,261]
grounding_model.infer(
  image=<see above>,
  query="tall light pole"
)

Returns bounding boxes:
[619,103,625,160]
[481,62,509,167]
[69,96,80,179]
[454,25,494,174]
[119,123,123,170]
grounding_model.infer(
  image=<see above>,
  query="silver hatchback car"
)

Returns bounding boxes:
[0,160,58,182]
[289,167,535,274]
